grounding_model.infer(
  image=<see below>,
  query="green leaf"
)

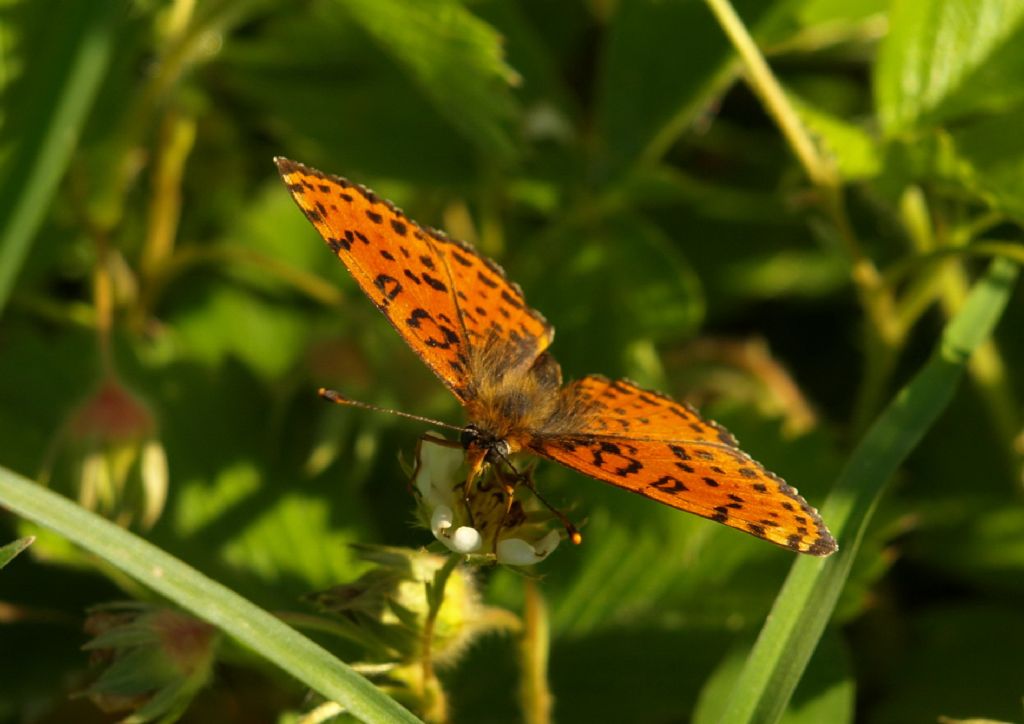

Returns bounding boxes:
[0,466,421,724]
[947,110,1024,222]
[868,605,1024,722]
[217,7,479,183]
[526,212,704,378]
[595,0,794,180]
[717,257,1019,724]
[695,630,854,724]
[791,0,887,26]
[909,503,1024,597]
[875,0,1024,134]
[0,536,33,570]
[597,0,729,179]
[791,96,881,181]
[0,1,117,314]
[335,0,520,160]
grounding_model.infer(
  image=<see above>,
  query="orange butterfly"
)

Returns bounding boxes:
[276,158,837,556]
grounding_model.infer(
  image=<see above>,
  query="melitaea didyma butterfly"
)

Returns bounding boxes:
[276,158,836,556]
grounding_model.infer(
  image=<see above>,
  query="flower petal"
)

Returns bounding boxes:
[450,526,482,553]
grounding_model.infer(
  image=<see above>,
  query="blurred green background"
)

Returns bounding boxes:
[1,0,1023,722]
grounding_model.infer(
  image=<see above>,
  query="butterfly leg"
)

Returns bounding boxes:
[517,469,583,545]
[491,459,583,546]
[461,449,488,531]
[493,465,520,553]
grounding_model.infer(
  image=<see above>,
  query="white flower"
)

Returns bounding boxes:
[430,504,482,554]
[496,530,561,566]
[412,436,564,565]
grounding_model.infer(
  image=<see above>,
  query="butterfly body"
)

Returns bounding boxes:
[276,157,837,556]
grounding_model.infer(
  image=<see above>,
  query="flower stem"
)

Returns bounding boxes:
[519,578,553,724]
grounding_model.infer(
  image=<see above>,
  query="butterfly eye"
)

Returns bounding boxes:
[483,439,512,466]
[460,425,481,449]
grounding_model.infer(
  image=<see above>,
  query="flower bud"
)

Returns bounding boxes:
[310,545,517,668]
[83,603,217,721]
[45,375,168,529]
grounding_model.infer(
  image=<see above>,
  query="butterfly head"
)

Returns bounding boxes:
[460,424,512,466]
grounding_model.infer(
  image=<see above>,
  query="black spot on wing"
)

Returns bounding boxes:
[373,274,402,301]
[421,272,448,292]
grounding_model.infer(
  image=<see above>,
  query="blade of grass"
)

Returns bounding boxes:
[0,467,422,724]
[718,257,1019,724]
[0,536,34,569]
[0,2,117,315]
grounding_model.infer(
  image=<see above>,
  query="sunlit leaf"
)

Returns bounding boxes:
[876,0,1024,134]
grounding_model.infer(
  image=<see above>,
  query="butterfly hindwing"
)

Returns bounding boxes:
[530,377,837,555]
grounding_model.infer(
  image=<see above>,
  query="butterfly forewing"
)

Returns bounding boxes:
[276,158,554,396]
[429,233,554,370]
[277,158,475,399]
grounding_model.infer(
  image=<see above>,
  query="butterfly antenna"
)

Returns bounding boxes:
[318,388,466,434]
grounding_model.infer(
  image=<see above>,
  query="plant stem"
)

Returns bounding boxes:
[420,554,460,723]
[703,0,836,189]
[140,110,196,288]
[92,231,115,377]
[704,0,902,428]
[519,577,553,724]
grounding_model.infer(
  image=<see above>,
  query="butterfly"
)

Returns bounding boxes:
[275,158,837,556]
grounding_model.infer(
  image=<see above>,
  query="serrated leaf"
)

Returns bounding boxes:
[526,212,704,378]
[218,7,480,183]
[876,0,1024,134]
[336,0,519,160]
[792,95,881,181]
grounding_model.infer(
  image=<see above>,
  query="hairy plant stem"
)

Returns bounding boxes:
[420,554,460,723]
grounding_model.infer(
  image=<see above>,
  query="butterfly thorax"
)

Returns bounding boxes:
[463,372,560,453]
[461,343,597,456]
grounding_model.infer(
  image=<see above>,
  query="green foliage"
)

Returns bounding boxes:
[1,0,1022,722]
[0,536,33,570]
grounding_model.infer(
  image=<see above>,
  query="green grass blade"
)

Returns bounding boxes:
[0,2,117,315]
[0,536,34,569]
[718,257,1019,724]
[0,466,422,724]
